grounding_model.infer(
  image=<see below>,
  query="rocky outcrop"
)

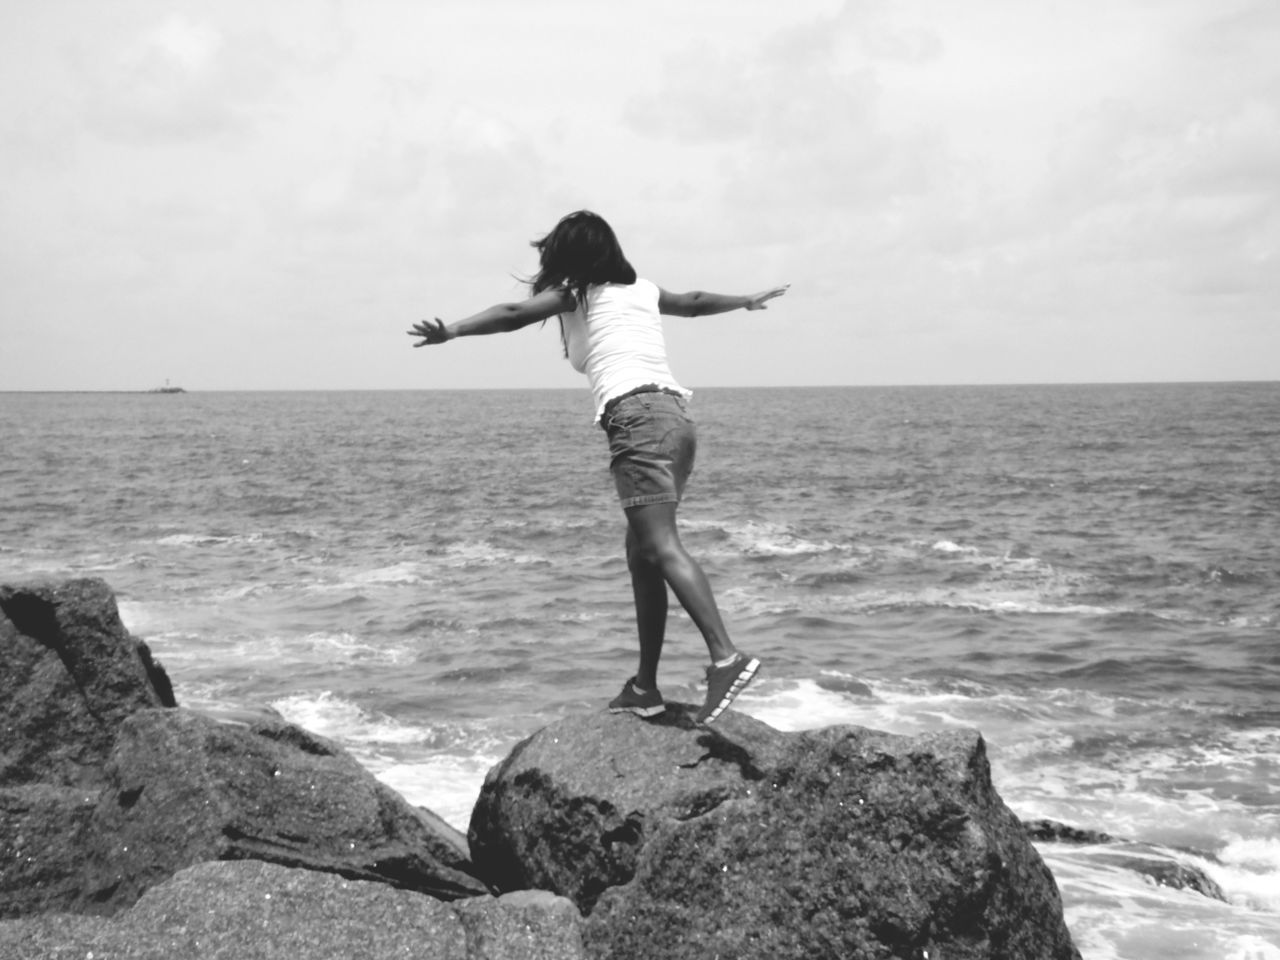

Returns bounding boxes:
[470,705,1082,960]
[1024,819,1114,845]
[75,707,489,912]
[0,860,587,960]
[5,576,1090,959]
[0,579,174,789]
[1026,818,1227,901]
[0,578,487,919]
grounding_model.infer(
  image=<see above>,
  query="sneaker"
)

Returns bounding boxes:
[609,677,665,718]
[695,654,761,725]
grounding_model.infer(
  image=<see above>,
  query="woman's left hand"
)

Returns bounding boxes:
[408,317,452,346]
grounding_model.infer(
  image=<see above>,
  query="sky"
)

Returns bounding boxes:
[1,0,1277,391]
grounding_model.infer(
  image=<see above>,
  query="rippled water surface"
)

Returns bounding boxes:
[2,383,1277,959]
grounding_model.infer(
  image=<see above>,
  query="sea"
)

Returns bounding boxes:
[1,384,1277,959]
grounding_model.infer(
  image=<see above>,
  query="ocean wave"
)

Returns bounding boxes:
[859,593,1116,618]
[682,519,847,559]
[272,691,456,748]
[747,583,1114,621]
[346,562,430,586]
[299,562,433,591]
[737,674,1056,738]
[1042,848,1280,960]
[141,628,418,668]
[737,677,870,733]
[438,540,551,568]
[374,755,503,830]
[269,693,519,830]
[1208,836,1280,913]
[930,540,982,558]
[152,532,269,548]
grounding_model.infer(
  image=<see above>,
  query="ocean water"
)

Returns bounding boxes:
[1,383,1277,959]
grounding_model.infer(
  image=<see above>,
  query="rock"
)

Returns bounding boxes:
[1026,820,1226,902]
[454,890,590,960]
[1,576,488,921]
[470,705,1081,960]
[0,578,175,789]
[1024,818,1115,845]
[75,707,489,913]
[0,784,101,917]
[1094,850,1227,900]
[470,702,791,912]
[0,860,587,960]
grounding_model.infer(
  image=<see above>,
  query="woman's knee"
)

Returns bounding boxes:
[632,532,686,570]
[626,530,651,570]
[625,503,685,567]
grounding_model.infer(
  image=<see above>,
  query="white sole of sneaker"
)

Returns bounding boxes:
[610,704,666,718]
[697,657,760,725]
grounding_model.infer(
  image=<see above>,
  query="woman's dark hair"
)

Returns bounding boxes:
[530,210,637,309]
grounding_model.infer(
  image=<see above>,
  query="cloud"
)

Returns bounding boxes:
[622,0,1279,384]
[70,11,341,146]
[2,0,1276,390]
[618,0,949,305]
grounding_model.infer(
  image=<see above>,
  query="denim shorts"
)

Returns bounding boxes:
[601,392,696,509]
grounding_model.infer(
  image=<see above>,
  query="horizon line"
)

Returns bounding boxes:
[2,378,1278,395]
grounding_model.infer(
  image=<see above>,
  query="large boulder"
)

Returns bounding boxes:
[0,579,175,788]
[0,577,488,919]
[0,859,587,960]
[470,705,1082,960]
[75,707,490,913]
[2,578,178,917]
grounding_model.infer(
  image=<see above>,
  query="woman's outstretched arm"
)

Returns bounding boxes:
[657,284,789,318]
[408,288,575,346]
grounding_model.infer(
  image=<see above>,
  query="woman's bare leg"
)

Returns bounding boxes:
[626,525,667,691]
[624,501,737,676]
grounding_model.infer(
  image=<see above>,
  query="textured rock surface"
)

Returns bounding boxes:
[0,784,101,916]
[471,705,1082,960]
[470,702,790,912]
[76,707,489,913]
[0,860,587,960]
[4,575,1096,958]
[1,576,487,920]
[0,578,174,789]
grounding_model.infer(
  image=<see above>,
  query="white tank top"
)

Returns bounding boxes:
[559,279,691,422]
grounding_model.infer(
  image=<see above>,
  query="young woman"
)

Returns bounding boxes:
[409,210,787,724]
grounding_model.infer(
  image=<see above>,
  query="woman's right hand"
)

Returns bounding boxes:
[408,317,453,346]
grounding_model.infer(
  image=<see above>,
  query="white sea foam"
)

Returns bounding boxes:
[735,522,843,558]
[374,756,500,830]
[681,518,845,559]
[152,532,267,548]
[1223,938,1280,960]
[739,678,870,732]
[1039,841,1280,960]
[1213,836,1280,913]
[442,540,549,568]
[347,562,429,586]
[268,691,508,830]
[116,600,159,633]
[738,675,1030,739]
[846,589,1115,618]
[302,632,419,665]
[271,691,438,746]
[296,562,437,594]
[931,540,980,557]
